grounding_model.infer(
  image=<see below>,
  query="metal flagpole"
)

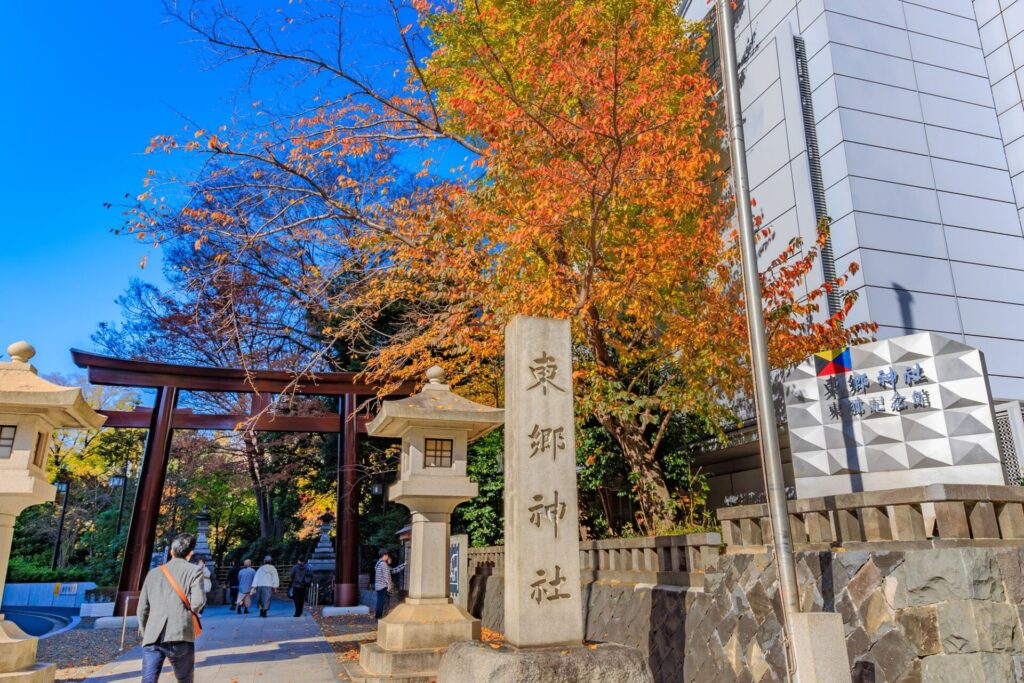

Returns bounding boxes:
[715,0,801,650]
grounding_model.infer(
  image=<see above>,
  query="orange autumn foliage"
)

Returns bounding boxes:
[128,0,874,532]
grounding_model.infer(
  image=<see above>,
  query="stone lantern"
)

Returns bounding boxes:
[0,342,105,682]
[353,366,503,681]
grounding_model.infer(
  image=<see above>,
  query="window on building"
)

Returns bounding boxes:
[32,433,48,468]
[424,438,454,468]
[0,426,15,458]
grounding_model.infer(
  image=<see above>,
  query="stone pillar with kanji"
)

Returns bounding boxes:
[437,317,652,683]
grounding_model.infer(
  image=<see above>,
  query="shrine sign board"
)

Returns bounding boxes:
[503,316,583,649]
[784,332,1005,498]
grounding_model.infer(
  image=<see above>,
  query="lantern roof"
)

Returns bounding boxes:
[367,366,504,441]
[0,342,107,430]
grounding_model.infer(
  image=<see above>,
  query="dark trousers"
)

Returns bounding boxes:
[375,588,389,619]
[292,585,307,616]
[142,641,195,683]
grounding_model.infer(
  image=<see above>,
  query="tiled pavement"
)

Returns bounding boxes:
[83,598,342,683]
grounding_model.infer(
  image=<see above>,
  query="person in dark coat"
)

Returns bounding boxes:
[226,564,241,611]
[138,533,206,683]
[288,558,313,617]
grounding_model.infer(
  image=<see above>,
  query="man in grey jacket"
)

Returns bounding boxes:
[138,533,206,683]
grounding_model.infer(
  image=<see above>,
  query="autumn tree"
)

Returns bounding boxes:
[8,381,146,583]
[127,0,873,533]
[96,234,341,540]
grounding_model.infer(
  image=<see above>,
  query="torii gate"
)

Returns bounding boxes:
[71,349,415,615]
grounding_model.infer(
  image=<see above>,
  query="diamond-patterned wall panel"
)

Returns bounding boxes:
[783,332,1004,496]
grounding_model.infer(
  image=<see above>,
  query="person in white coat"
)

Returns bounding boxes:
[252,555,280,618]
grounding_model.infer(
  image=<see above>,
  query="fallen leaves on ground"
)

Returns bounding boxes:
[309,607,377,665]
[36,618,141,682]
[481,627,503,643]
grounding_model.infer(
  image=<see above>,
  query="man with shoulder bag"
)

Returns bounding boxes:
[137,533,206,683]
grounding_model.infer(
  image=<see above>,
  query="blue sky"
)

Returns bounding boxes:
[0,2,247,375]
[0,1,459,378]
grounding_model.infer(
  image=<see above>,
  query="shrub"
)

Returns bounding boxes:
[6,556,95,584]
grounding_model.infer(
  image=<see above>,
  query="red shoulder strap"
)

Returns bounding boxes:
[160,564,203,638]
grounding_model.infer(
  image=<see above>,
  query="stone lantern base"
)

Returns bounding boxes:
[0,619,55,683]
[343,601,479,682]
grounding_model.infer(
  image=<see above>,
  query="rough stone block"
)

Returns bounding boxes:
[919,653,1015,682]
[847,560,884,610]
[996,549,1024,616]
[846,627,871,668]
[861,591,895,639]
[903,550,973,605]
[861,630,916,682]
[977,602,1024,654]
[938,600,1023,655]
[959,549,1005,602]
[897,606,942,657]
[437,640,652,683]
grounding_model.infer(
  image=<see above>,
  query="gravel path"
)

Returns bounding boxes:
[36,618,141,682]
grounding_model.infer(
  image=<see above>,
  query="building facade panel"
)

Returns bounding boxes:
[681,0,1024,429]
[850,213,950,260]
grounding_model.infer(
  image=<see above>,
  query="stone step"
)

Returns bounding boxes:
[0,663,58,683]
[342,661,435,683]
[358,642,444,675]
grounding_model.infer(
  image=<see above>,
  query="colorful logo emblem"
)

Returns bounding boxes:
[814,348,852,376]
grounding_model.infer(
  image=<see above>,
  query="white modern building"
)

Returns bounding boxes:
[681,0,1024,502]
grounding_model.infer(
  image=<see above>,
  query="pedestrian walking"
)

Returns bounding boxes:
[226,563,241,610]
[289,558,313,617]
[196,558,212,615]
[235,559,255,614]
[373,549,405,620]
[137,533,206,683]
[253,555,280,618]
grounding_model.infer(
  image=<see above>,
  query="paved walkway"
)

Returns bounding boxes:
[83,598,341,683]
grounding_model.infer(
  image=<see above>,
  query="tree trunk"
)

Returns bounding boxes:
[597,414,673,535]
[242,439,278,540]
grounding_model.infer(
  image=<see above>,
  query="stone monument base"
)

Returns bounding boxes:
[437,640,653,683]
[0,619,54,683]
[342,644,442,683]
[377,601,479,650]
[344,601,479,682]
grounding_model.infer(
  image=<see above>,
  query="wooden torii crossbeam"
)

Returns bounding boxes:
[71,349,415,615]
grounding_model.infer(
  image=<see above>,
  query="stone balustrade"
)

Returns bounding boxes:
[717,483,1024,551]
[466,532,721,588]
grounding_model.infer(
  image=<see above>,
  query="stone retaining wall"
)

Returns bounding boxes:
[468,572,695,683]
[469,545,1024,682]
[693,545,1024,682]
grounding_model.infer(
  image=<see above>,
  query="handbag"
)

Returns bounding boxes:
[160,564,203,638]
